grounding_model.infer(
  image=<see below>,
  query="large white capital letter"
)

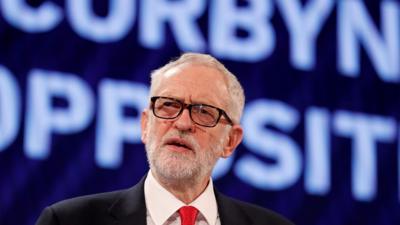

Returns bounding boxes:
[338,1,400,82]
[96,79,148,168]
[334,111,396,201]
[236,99,302,190]
[25,70,94,159]
[0,66,20,151]
[305,107,331,195]
[67,0,135,42]
[210,0,275,62]
[139,0,206,51]
[1,0,62,32]
[276,0,334,70]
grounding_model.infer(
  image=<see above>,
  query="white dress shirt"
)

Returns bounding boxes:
[144,171,221,225]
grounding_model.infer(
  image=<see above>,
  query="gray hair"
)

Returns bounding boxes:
[149,53,245,123]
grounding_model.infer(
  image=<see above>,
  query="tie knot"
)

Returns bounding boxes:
[178,206,199,225]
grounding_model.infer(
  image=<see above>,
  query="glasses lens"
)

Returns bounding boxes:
[154,98,182,118]
[191,105,219,126]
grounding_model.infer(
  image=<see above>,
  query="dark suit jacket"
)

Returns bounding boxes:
[36,177,294,225]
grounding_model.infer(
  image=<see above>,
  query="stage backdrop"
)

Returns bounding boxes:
[1,0,399,224]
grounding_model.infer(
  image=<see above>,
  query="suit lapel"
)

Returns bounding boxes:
[106,176,253,225]
[108,176,147,225]
[215,190,252,225]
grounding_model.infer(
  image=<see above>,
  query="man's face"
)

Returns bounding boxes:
[141,64,242,182]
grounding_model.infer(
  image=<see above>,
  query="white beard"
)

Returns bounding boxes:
[145,128,226,183]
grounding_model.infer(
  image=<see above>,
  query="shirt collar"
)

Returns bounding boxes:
[144,171,218,225]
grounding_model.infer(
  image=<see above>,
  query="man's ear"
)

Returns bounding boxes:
[141,109,149,144]
[221,125,243,158]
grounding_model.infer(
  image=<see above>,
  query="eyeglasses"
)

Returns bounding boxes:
[150,96,234,127]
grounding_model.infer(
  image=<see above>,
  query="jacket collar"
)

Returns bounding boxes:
[215,190,251,225]
[106,175,250,225]
[108,176,147,225]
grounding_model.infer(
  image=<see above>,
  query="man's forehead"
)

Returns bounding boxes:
[162,66,183,78]
[173,64,225,83]
[153,65,230,107]
[156,86,227,105]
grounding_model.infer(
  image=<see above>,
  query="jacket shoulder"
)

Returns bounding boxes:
[216,193,295,225]
[51,189,126,214]
[36,189,128,225]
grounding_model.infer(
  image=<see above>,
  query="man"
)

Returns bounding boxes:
[36,53,294,225]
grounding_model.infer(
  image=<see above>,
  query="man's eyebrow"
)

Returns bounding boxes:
[158,94,219,107]
[187,97,216,106]
[166,95,184,102]
[191,100,208,105]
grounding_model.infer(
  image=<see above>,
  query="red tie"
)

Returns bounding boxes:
[178,206,199,225]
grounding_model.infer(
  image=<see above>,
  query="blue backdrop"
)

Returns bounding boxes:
[1,0,399,225]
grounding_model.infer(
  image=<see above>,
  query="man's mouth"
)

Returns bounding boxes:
[164,137,193,151]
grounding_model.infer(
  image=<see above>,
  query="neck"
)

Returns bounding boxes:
[152,171,210,204]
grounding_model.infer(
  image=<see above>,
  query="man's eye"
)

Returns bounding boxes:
[197,107,218,119]
[163,101,173,106]
[162,101,180,108]
[200,108,212,115]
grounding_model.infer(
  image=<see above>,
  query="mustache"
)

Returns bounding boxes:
[162,130,200,151]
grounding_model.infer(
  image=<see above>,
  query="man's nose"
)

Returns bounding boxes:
[174,108,194,131]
